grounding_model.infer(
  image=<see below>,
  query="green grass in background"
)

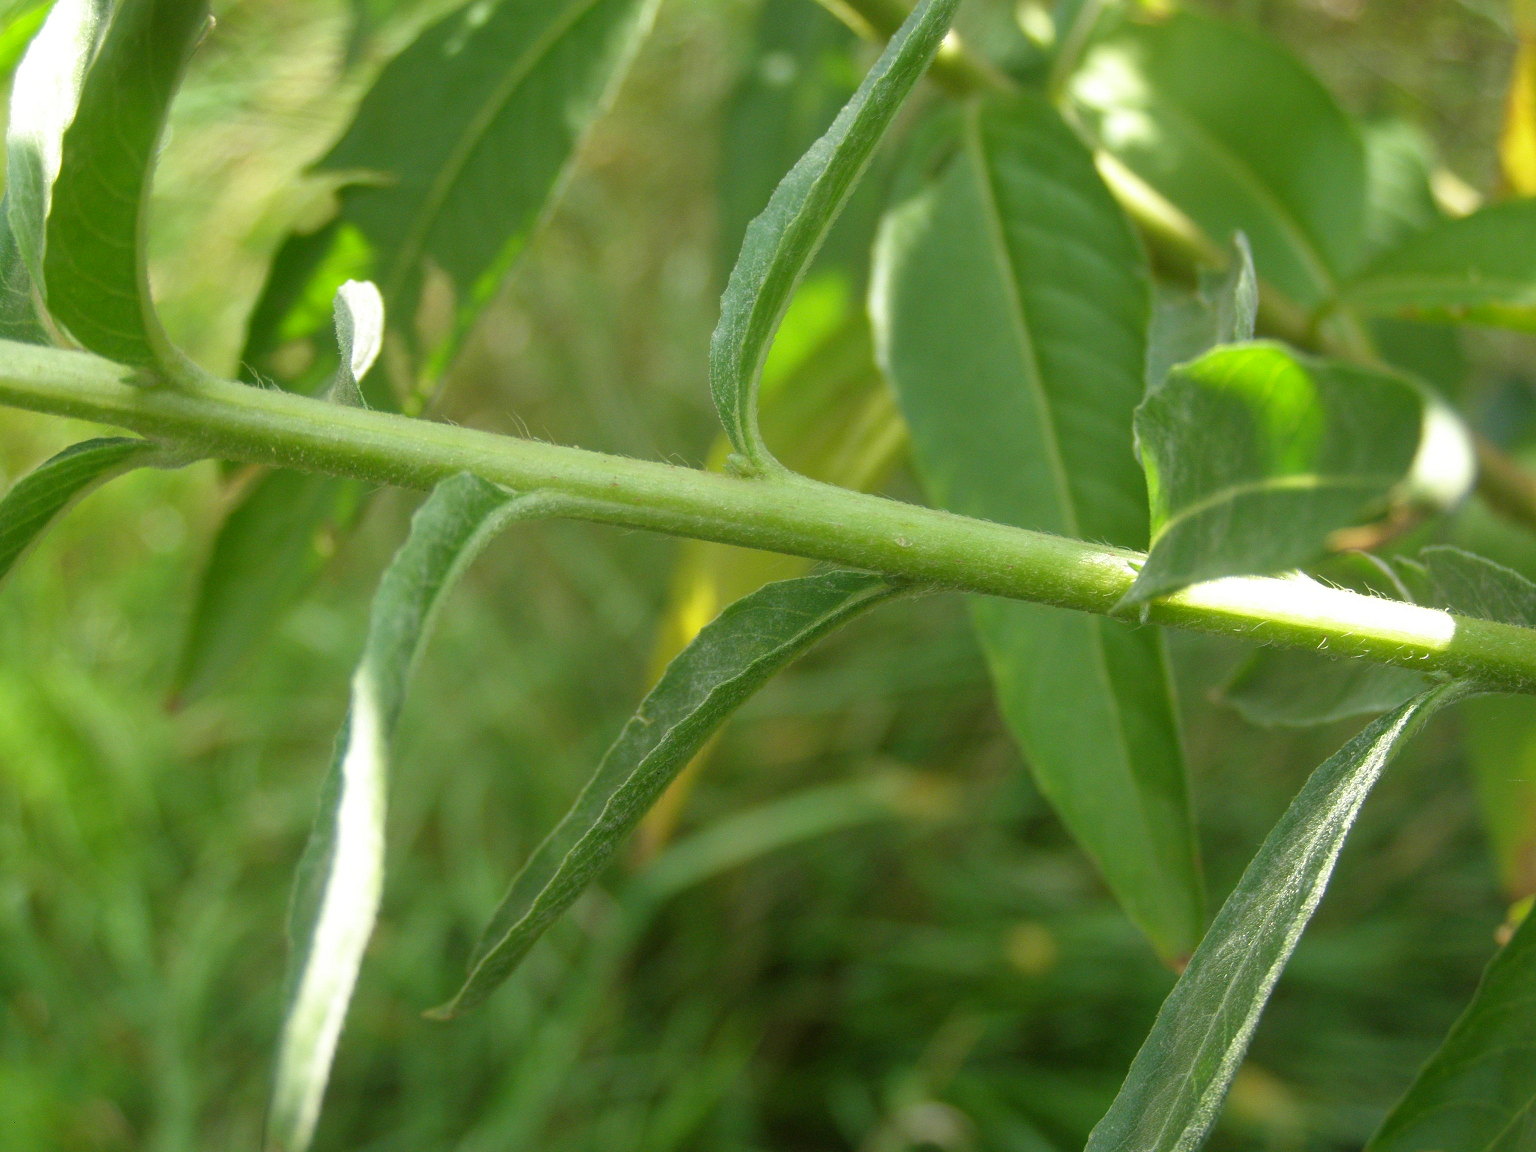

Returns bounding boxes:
[0,1,1527,1149]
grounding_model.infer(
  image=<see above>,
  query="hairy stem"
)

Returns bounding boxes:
[4,339,1536,691]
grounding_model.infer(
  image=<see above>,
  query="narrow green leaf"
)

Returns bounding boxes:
[1366,901,1536,1152]
[1220,648,1428,728]
[1122,343,1475,606]
[6,0,108,291]
[270,474,551,1152]
[872,93,1202,962]
[316,0,661,402]
[1086,683,1463,1152]
[0,436,159,581]
[0,2,51,75]
[433,569,904,1018]
[1070,10,1367,309]
[173,471,363,704]
[1342,199,1536,331]
[40,0,207,374]
[711,0,958,470]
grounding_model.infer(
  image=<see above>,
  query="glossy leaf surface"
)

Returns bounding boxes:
[0,436,158,581]
[1087,684,1460,1152]
[711,0,957,467]
[873,93,1201,962]
[1367,902,1536,1152]
[271,475,548,1152]
[317,0,660,400]
[1124,343,1473,606]
[435,570,903,1017]
[1342,199,1536,331]
[41,0,206,371]
[1071,10,1367,309]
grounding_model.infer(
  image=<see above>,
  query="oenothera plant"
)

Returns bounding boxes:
[8,0,1536,1147]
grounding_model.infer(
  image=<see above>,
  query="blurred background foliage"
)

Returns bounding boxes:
[0,0,1531,1148]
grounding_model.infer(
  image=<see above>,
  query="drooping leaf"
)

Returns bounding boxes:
[1085,683,1462,1152]
[1220,648,1428,728]
[711,0,958,470]
[173,471,364,704]
[270,474,551,1152]
[1070,10,1368,310]
[872,92,1202,962]
[313,0,661,403]
[1366,900,1536,1152]
[1341,199,1536,332]
[639,280,904,855]
[1122,343,1475,606]
[5,0,107,291]
[0,436,160,582]
[40,0,208,375]
[433,569,905,1018]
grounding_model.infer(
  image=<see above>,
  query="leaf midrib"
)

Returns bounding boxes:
[381,0,605,301]
[1146,94,1339,306]
[1151,472,1398,545]
[969,103,1188,937]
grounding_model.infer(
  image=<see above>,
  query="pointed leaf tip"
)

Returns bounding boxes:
[1088,683,1462,1152]
[434,570,904,1018]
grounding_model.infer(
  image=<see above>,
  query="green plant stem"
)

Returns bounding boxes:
[4,339,1536,691]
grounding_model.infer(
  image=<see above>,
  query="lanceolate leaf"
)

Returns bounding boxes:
[1341,199,1536,331]
[6,0,108,292]
[316,0,661,402]
[433,570,904,1018]
[872,93,1202,962]
[1086,683,1463,1152]
[1122,343,1475,606]
[0,436,159,581]
[1070,11,1367,310]
[1366,902,1536,1152]
[270,475,551,1152]
[711,0,958,470]
[41,0,208,374]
